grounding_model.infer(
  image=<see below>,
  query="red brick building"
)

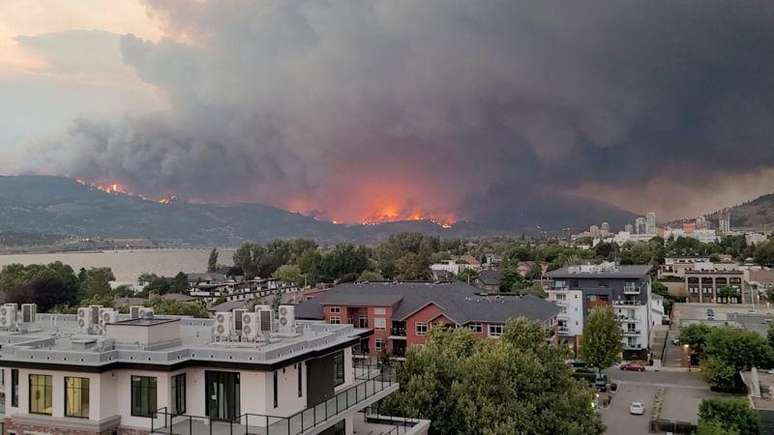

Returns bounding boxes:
[296,282,560,357]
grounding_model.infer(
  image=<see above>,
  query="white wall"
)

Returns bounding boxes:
[4,368,102,420]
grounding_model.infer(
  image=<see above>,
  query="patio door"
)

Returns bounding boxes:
[205,371,240,421]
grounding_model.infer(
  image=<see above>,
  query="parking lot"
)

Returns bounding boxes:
[599,369,723,434]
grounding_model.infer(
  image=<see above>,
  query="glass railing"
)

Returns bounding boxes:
[150,364,398,435]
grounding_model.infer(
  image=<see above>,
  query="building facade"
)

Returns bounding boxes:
[545,264,660,359]
[0,305,427,435]
[295,282,559,358]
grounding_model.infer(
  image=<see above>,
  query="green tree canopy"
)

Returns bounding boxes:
[207,248,219,273]
[580,307,623,369]
[385,318,604,435]
[698,398,759,435]
[272,264,303,287]
[680,323,714,355]
[0,262,81,311]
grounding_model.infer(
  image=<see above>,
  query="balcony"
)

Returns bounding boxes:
[623,286,640,295]
[612,299,641,306]
[151,364,399,435]
[389,327,407,339]
[623,329,641,336]
[557,326,570,335]
[616,316,638,323]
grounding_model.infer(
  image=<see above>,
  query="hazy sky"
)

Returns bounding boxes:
[3,1,774,224]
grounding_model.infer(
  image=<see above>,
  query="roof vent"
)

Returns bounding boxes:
[142,310,154,320]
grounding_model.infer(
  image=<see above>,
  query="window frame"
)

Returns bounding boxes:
[373,318,386,330]
[11,369,18,407]
[64,376,90,419]
[415,322,428,336]
[468,323,482,333]
[171,373,186,415]
[488,324,504,337]
[329,316,341,324]
[131,376,158,418]
[333,351,345,387]
[329,306,341,314]
[374,338,385,352]
[29,374,53,416]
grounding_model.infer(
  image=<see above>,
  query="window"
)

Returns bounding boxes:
[357,317,368,328]
[415,322,428,336]
[375,338,385,352]
[171,374,186,415]
[329,306,341,314]
[329,316,340,324]
[488,324,503,337]
[273,371,278,408]
[333,351,345,387]
[65,377,90,418]
[555,293,567,301]
[131,376,157,417]
[11,369,18,407]
[374,307,386,315]
[468,323,482,333]
[29,374,53,415]
[297,364,303,398]
[374,318,386,330]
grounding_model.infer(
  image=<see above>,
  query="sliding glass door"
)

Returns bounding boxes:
[205,371,240,421]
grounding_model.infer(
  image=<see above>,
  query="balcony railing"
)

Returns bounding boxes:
[390,327,407,337]
[612,299,641,306]
[150,364,398,435]
[623,329,641,336]
[623,286,640,295]
[557,327,570,335]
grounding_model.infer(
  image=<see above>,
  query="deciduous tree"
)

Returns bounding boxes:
[580,307,623,370]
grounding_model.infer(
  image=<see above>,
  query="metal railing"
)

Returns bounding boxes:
[150,363,397,435]
[362,406,421,435]
[390,327,407,337]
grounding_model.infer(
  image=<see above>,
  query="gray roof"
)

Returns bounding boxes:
[477,269,502,286]
[545,265,652,279]
[208,300,249,312]
[294,282,559,325]
[161,293,197,302]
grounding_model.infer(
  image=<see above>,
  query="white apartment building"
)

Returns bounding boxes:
[545,264,658,359]
[0,304,429,435]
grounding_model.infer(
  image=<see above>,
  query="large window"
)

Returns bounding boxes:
[65,377,90,418]
[468,323,482,333]
[10,369,18,407]
[488,324,503,337]
[131,376,157,417]
[329,316,341,324]
[374,318,386,330]
[415,322,428,336]
[333,350,345,387]
[171,374,186,415]
[29,374,53,415]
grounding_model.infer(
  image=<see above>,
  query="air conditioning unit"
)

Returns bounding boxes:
[241,312,259,342]
[99,308,118,333]
[277,305,296,334]
[233,309,247,332]
[213,312,232,341]
[0,304,17,329]
[254,304,271,313]
[77,307,92,332]
[130,305,144,319]
[258,309,274,335]
[20,303,37,323]
[88,305,103,325]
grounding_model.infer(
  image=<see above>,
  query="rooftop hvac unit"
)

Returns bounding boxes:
[130,305,144,319]
[20,303,37,323]
[213,312,232,341]
[233,308,247,331]
[240,312,259,342]
[277,305,296,334]
[258,309,273,334]
[254,304,271,313]
[77,307,92,331]
[99,308,118,333]
[89,305,103,325]
[0,304,17,329]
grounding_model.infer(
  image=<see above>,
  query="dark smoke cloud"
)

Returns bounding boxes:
[24,0,774,223]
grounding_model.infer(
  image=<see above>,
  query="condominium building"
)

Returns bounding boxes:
[0,303,428,435]
[545,264,662,359]
[659,256,711,279]
[646,212,657,235]
[635,217,647,235]
[685,265,744,303]
[295,282,560,358]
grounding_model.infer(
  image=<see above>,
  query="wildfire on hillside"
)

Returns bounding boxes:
[74,178,177,205]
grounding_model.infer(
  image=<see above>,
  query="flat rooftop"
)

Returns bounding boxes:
[0,313,368,371]
[546,264,652,279]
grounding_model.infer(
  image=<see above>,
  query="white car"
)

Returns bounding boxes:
[629,401,645,415]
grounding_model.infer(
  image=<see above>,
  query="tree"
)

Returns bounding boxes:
[680,323,713,355]
[716,286,738,302]
[524,262,543,281]
[272,264,303,287]
[297,248,322,284]
[207,248,219,273]
[696,421,739,435]
[768,322,774,350]
[394,252,430,280]
[704,327,772,372]
[754,240,774,267]
[148,298,208,318]
[499,263,526,292]
[455,268,477,284]
[701,356,737,392]
[580,307,623,370]
[171,272,189,293]
[384,319,603,435]
[514,282,547,298]
[357,270,383,282]
[0,262,81,311]
[698,398,759,435]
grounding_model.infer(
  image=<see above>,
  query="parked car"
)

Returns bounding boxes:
[671,337,680,345]
[706,308,715,319]
[629,401,645,415]
[620,362,646,372]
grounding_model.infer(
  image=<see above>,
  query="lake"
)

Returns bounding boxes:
[0,249,235,284]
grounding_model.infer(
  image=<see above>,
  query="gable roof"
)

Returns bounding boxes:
[477,269,503,286]
[293,281,559,325]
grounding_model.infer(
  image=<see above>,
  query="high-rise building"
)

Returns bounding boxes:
[601,222,610,234]
[590,225,600,237]
[695,215,707,230]
[646,212,657,235]
[625,224,633,233]
[719,210,731,234]
[635,217,647,235]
